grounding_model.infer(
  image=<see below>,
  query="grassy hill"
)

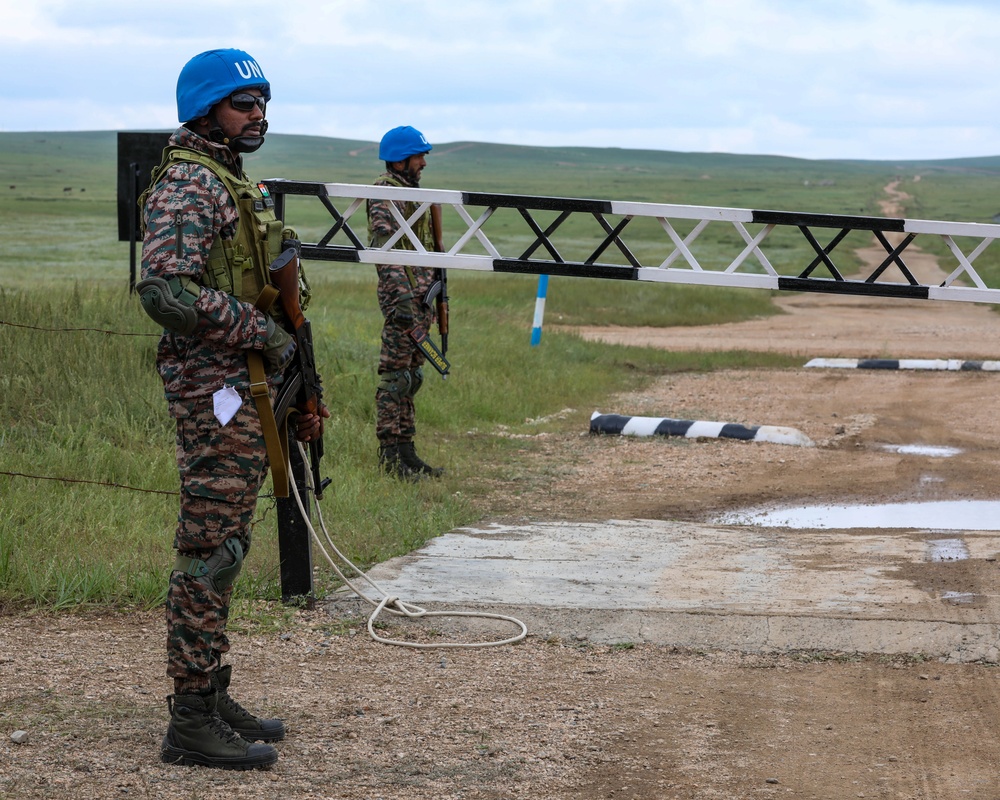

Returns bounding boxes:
[5,128,1000,207]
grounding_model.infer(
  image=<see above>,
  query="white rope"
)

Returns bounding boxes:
[287,442,528,649]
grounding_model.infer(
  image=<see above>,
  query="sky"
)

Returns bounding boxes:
[3,0,1000,162]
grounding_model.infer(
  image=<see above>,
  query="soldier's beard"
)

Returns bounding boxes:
[402,163,422,186]
[229,120,268,154]
[208,120,268,153]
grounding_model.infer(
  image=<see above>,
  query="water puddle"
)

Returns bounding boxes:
[878,443,962,458]
[927,538,970,561]
[717,500,1000,530]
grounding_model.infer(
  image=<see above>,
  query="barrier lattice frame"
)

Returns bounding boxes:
[263,179,1000,304]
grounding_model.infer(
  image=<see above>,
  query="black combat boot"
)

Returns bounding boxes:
[378,443,422,481]
[210,665,286,742]
[398,441,444,478]
[161,692,278,770]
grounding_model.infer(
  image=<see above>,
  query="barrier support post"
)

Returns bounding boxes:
[276,428,314,605]
[531,274,549,346]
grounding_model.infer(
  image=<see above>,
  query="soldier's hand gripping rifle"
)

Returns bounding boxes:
[270,239,331,499]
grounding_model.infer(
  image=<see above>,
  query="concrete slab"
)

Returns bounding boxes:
[334,519,1000,662]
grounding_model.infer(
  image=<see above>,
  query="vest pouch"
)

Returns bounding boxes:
[203,244,234,295]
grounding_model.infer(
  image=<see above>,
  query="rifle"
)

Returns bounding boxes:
[421,203,450,376]
[270,239,330,499]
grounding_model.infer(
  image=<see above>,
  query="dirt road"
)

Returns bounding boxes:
[3,182,1000,798]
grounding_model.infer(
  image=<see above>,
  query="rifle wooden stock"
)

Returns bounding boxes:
[430,203,444,254]
[437,295,449,337]
[269,247,306,332]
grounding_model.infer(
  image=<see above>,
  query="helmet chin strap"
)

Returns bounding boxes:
[400,157,421,186]
[230,120,268,154]
[206,116,269,154]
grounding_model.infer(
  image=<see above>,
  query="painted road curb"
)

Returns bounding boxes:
[805,358,1000,371]
[590,411,814,447]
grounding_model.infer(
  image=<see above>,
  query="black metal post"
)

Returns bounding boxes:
[117,132,169,286]
[128,162,139,293]
[276,430,315,604]
[271,189,285,225]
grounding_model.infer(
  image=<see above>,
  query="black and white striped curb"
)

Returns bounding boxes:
[590,412,814,447]
[805,358,1000,371]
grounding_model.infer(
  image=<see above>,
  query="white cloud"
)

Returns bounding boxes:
[2,0,1000,159]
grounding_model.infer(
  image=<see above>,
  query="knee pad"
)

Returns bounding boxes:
[378,369,412,402]
[409,367,424,397]
[175,538,244,595]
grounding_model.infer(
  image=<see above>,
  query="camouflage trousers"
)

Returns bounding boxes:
[165,391,268,694]
[376,266,435,445]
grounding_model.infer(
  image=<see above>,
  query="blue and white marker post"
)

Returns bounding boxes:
[530,274,549,347]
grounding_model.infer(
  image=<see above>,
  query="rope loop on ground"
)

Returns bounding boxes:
[288,443,528,650]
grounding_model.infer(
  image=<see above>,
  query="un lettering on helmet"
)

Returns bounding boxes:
[234,60,265,82]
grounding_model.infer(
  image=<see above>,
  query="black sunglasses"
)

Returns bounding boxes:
[230,92,266,113]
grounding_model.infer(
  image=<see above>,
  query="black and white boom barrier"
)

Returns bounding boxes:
[589,412,814,447]
[264,179,1000,305]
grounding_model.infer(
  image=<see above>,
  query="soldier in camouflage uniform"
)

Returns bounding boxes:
[137,48,326,770]
[367,126,444,480]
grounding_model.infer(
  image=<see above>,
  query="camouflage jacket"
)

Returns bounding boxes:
[141,127,270,406]
[367,169,436,300]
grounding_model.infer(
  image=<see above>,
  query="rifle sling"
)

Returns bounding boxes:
[403,265,418,292]
[247,285,290,498]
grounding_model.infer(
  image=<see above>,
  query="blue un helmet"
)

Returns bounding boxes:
[176,48,271,123]
[378,126,432,163]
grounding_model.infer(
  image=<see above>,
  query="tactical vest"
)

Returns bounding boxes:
[369,172,435,251]
[140,146,284,305]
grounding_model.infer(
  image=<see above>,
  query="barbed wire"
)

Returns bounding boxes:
[1,320,170,492]
[0,319,159,337]
[0,470,282,528]
[0,470,178,496]
[0,474,279,543]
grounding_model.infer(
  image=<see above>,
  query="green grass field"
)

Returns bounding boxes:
[2,130,999,611]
